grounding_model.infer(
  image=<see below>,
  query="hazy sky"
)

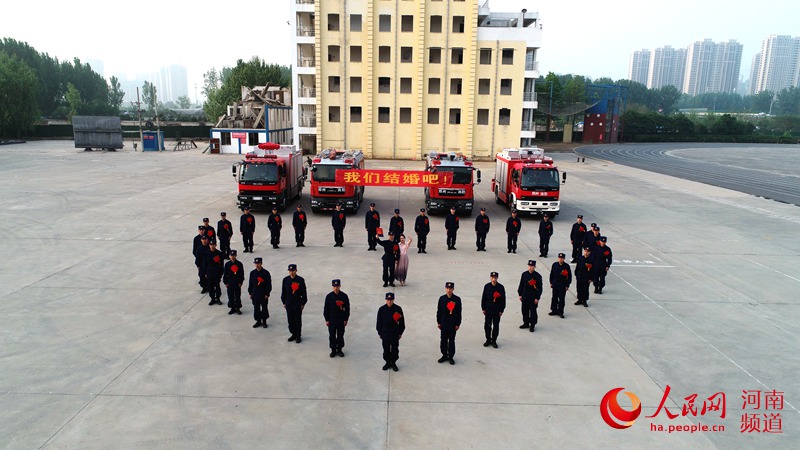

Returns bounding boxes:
[3,0,798,100]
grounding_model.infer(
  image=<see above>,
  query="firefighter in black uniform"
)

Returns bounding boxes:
[389,208,404,238]
[481,272,506,347]
[223,249,244,315]
[376,292,405,371]
[594,237,613,294]
[414,208,430,253]
[267,206,282,249]
[549,253,572,318]
[538,214,553,257]
[217,212,233,256]
[505,210,521,253]
[204,241,225,305]
[240,207,256,253]
[518,260,543,331]
[376,232,399,287]
[574,247,595,307]
[193,227,209,293]
[292,204,307,247]
[332,203,346,247]
[248,257,271,328]
[475,207,490,251]
[323,279,350,357]
[436,281,462,364]
[281,263,308,343]
[202,217,216,244]
[445,206,460,250]
[570,215,588,263]
[583,224,600,253]
[365,203,381,251]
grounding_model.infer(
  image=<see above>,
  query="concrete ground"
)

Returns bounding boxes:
[0,141,797,449]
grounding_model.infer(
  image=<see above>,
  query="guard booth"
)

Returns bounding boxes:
[210,138,221,154]
[142,131,165,151]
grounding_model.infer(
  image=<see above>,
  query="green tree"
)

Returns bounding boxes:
[775,86,800,115]
[202,57,292,121]
[176,95,192,109]
[0,51,39,137]
[655,85,681,114]
[749,90,773,113]
[108,76,125,115]
[142,80,157,115]
[65,82,82,120]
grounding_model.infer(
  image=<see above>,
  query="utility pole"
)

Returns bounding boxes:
[154,86,162,151]
[546,81,553,143]
[136,87,143,151]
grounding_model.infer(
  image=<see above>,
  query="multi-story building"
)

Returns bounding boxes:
[683,39,742,95]
[747,53,762,95]
[752,35,800,94]
[628,49,650,85]
[647,45,686,91]
[291,0,542,159]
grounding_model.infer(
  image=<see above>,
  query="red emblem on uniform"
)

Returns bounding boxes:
[213,255,220,263]
[291,282,300,294]
[513,221,518,227]
[586,263,593,271]
[339,213,344,220]
[257,277,264,285]
[276,216,280,222]
[528,279,536,287]
[207,230,214,236]
[392,312,402,322]
[424,219,429,225]
[447,301,455,314]
[373,214,378,220]
[455,217,459,222]
[398,221,402,227]
[231,265,239,274]
[335,300,344,310]
[604,250,610,256]
[247,217,253,223]
[299,214,305,220]
[483,219,488,224]
[547,225,551,230]
[393,244,399,251]
[596,240,601,246]
[224,224,230,230]
[492,291,501,302]
[561,269,568,277]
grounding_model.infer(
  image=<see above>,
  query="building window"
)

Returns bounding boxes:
[379,14,391,32]
[452,16,465,33]
[328,45,340,62]
[248,132,259,146]
[429,48,441,64]
[350,76,362,93]
[479,48,492,65]
[400,78,412,94]
[498,108,510,125]
[350,14,362,32]
[428,78,441,94]
[378,107,390,123]
[450,78,462,95]
[350,106,362,123]
[502,48,514,65]
[328,14,340,31]
[379,46,391,63]
[350,46,362,63]
[329,106,340,123]
[378,77,391,94]
[451,48,463,64]
[401,47,413,63]
[427,108,439,124]
[329,76,340,93]
[221,132,231,145]
[430,15,442,33]
[478,79,490,95]
[476,109,489,125]
[449,108,461,125]
[399,107,411,123]
[401,15,413,32]
[500,79,512,95]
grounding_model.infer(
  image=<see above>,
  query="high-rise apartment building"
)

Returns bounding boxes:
[291,0,542,158]
[628,49,650,85]
[683,39,742,95]
[647,45,686,90]
[752,35,800,94]
[748,53,762,95]
[155,65,189,103]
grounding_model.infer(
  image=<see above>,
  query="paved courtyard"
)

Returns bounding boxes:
[0,141,797,449]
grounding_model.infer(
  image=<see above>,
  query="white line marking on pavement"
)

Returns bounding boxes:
[612,270,799,415]
[746,259,800,283]
[612,265,675,268]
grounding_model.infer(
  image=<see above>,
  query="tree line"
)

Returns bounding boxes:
[202,57,291,122]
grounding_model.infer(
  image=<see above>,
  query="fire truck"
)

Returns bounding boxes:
[231,143,306,211]
[491,147,566,216]
[309,149,366,213]
[424,152,481,215]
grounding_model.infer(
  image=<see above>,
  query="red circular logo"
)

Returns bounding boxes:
[600,387,642,429]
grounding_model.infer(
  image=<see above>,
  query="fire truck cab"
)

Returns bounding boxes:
[231,144,305,211]
[309,149,366,213]
[492,147,566,216]
[424,151,480,215]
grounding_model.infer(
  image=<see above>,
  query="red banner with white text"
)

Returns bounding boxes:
[335,169,452,187]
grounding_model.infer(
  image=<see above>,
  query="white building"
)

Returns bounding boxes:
[683,39,742,95]
[752,35,800,94]
[647,45,686,90]
[628,49,651,85]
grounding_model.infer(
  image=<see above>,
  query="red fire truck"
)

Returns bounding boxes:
[309,149,366,213]
[491,147,566,216]
[424,152,481,216]
[231,143,306,211]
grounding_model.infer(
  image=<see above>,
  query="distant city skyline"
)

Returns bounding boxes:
[2,0,798,101]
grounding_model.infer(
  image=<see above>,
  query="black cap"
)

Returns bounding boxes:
[445,281,454,289]
[209,240,216,246]
[420,208,426,212]
[203,217,209,222]
[297,204,302,208]
[221,212,226,216]
[370,202,376,207]
[200,235,209,240]
[288,264,297,271]
[394,208,400,213]
[332,279,341,286]
[490,271,499,277]
[577,214,583,219]
[594,227,601,232]
[527,260,536,266]
[558,253,566,258]
[337,202,343,206]
[254,257,262,264]
[583,247,592,252]
[601,236,607,242]
[480,207,486,211]
[272,206,278,210]
[388,231,394,236]
[590,222,597,227]
[229,249,237,256]
[385,292,395,300]
[198,225,204,230]
[511,209,517,214]
[543,214,549,218]
[450,206,456,210]
[244,206,251,210]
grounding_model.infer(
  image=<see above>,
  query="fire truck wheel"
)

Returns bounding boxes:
[495,188,504,205]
